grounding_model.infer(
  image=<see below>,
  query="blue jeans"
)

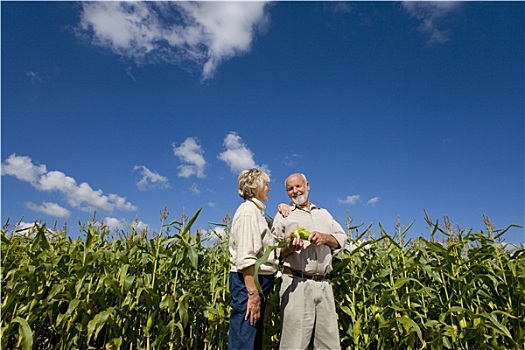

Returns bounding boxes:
[228,272,274,350]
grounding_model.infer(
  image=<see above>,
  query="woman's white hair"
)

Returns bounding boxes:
[237,168,270,200]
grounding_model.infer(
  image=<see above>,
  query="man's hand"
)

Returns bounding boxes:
[309,231,340,249]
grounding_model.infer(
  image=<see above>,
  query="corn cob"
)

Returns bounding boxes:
[292,225,311,240]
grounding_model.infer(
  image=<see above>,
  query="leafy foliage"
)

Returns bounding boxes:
[333,216,525,350]
[2,210,524,349]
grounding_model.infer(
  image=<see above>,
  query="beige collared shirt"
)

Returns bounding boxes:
[272,203,347,275]
[229,198,278,274]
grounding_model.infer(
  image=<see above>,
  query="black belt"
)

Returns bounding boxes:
[284,267,330,281]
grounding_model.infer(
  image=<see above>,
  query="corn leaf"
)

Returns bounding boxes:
[12,317,33,350]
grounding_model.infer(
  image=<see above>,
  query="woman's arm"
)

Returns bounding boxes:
[242,265,261,326]
[277,203,291,217]
[278,236,303,259]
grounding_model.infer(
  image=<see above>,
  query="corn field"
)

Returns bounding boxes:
[1,209,524,350]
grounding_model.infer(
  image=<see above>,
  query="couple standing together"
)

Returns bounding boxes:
[228,169,347,350]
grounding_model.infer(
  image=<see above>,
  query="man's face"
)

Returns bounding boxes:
[286,174,310,206]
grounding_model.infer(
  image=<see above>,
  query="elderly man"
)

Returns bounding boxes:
[272,173,347,350]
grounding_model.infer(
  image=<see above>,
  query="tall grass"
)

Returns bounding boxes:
[1,209,230,350]
[333,214,525,349]
[2,209,524,349]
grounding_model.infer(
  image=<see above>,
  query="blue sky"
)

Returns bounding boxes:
[2,1,524,245]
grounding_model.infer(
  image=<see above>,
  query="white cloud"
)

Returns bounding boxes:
[1,154,47,184]
[1,154,137,213]
[367,197,380,207]
[189,183,201,195]
[12,221,39,236]
[101,217,149,233]
[338,195,360,206]
[26,71,42,83]
[218,132,270,175]
[204,225,227,245]
[173,137,207,178]
[77,2,270,81]
[283,153,302,167]
[402,1,461,45]
[15,221,37,231]
[331,2,353,15]
[10,221,58,238]
[133,165,170,191]
[133,220,149,232]
[26,202,71,219]
[102,217,124,232]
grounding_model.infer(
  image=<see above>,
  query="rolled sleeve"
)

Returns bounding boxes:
[233,213,263,271]
[329,219,347,256]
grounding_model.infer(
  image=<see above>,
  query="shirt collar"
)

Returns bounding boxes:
[248,197,266,213]
[290,202,319,212]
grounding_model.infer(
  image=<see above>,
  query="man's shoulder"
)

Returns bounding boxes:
[272,211,287,223]
[310,203,329,213]
[311,205,336,219]
[271,210,298,227]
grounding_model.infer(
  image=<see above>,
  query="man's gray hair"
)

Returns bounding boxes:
[284,173,308,187]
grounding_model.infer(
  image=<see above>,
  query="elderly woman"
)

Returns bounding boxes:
[228,168,278,350]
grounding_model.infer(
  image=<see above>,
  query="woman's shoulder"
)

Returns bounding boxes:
[234,200,259,216]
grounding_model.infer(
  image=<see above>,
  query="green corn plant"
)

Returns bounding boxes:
[332,213,524,350]
[2,211,523,349]
[253,225,311,292]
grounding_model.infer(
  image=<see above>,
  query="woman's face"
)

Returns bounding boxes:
[256,181,270,202]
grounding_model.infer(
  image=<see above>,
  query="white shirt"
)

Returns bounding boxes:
[230,198,278,274]
[272,203,347,275]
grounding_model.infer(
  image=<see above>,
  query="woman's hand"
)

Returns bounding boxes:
[290,236,303,250]
[279,236,303,258]
[278,203,291,217]
[245,293,261,326]
[241,266,261,326]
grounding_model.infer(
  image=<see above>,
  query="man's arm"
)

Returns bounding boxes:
[309,231,340,248]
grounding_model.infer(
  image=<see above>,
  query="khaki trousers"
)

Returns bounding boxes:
[279,274,341,350]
